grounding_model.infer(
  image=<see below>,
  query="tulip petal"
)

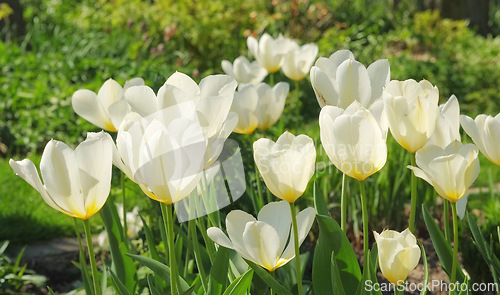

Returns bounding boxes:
[389,244,421,284]
[125,85,159,117]
[207,227,234,249]
[456,194,468,220]
[242,221,281,271]
[76,132,113,218]
[336,59,371,109]
[40,140,84,217]
[367,59,390,103]
[72,89,112,131]
[9,158,60,211]
[310,66,338,107]
[165,72,200,98]
[226,210,256,260]
[258,201,292,255]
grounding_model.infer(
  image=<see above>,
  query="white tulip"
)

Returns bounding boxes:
[9,132,114,219]
[460,113,500,166]
[408,141,480,203]
[116,103,207,205]
[374,228,421,286]
[255,82,289,130]
[282,42,318,81]
[253,131,316,203]
[383,79,440,153]
[72,78,144,131]
[247,33,294,73]
[231,84,260,134]
[319,101,387,181]
[310,49,390,108]
[125,72,238,167]
[207,201,315,271]
[221,56,268,85]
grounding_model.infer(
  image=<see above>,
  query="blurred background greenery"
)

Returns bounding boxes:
[0,0,500,284]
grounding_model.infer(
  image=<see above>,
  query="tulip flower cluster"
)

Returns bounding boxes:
[8,31,498,295]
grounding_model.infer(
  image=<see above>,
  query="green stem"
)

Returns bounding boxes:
[289,202,303,295]
[394,284,404,295]
[161,203,178,295]
[74,218,84,258]
[270,72,274,86]
[270,271,275,295]
[189,220,208,292]
[359,180,368,272]
[409,152,418,233]
[83,219,101,295]
[444,200,451,243]
[450,202,459,295]
[254,161,264,210]
[341,173,347,232]
[121,172,128,243]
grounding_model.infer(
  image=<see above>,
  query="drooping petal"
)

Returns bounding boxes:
[207,227,234,249]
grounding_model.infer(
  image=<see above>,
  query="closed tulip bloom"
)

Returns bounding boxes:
[125,72,237,167]
[253,131,316,203]
[231,84,259,134]
[408,141,480,203]
[460,113,500,166]
[310,49,390,108]
[247,33,294,73]
[282,42,318,81]
[255,82,289,130]
[221,56,268,85]
[383,79,440,153]
[425,95,460,149]
[374,228,421,286]
[320,101,387,181]
[72,78,144,132]
[9,131,114,219]
[116,104,207,205]
[207,201,315,271]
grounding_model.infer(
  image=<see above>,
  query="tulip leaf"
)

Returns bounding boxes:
[467,213,500,275]
[313,214,361,295]
[209,246,229,294]
[245,260,293,295]
[222,269,253,295]
[109,268,130,295]
[419,241,428,295]
[47,286,55,295]
[422,205,465,282]
[72,248,92,295]
[126,254,191,292]
[330,252,346,295]
[147,274,164,295]
[313,180,330,216]
[370,243,378,275]
[139,213,165,290]
[100,202,137,294]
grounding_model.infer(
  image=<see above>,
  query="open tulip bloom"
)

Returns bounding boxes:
[221,56,268,85]
[247,33,294,73]
[116,103,207,205]
[253,131,316,203]
[125,72,237,167]
[231,82,289,134]
[282,42,318,82]
[9,131,113,219]
[383,79,440,153]
[72,77,144,132]
[207,201,315,271]
[374,228,421,286]
[460,113,500,166]
[319,101,387,181]
[408,140,480,203]
[310,49,390,109]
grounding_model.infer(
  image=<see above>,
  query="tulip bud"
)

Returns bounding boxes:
[253,131,316,203]
[374,228,421,286]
